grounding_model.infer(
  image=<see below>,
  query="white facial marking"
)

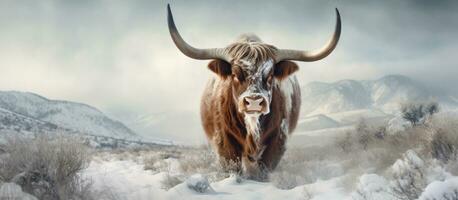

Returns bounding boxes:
[253,59,273,79]
[237,59,277,143]
[244,113,261,142]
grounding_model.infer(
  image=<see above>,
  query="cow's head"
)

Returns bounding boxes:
[167,4,341,135]
[207,37,303,118]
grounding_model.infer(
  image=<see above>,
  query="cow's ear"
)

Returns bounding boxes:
[208,59,232,77]
[274,61,299,80]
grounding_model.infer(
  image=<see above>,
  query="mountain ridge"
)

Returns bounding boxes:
[301,74,458,116]
[0,90,137,139]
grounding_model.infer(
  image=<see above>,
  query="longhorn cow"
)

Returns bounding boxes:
[167,4,341,180]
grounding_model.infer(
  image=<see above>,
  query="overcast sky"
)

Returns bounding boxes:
[1,0,457,142]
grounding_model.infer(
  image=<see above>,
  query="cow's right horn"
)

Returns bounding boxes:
[167,4,230,62]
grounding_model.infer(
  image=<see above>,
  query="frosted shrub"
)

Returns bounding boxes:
[428,118,458,163]
[336,132,353,153]
[390,150,426,200]
[352,174,394,200]
[176,146,235,182]
[0,182,37,200]
[177,146,217,173]
[335,119,383,153]
[270,171,301,190]
[401,101,438,126]
[418,177,458,200]
[302,187,314,200]
[141,145,235,183]
[160,172,183,191]
[445,156,458,176]
[143,151,174,173]
[271,146,344,189]
[185,174,214,193]
[430,130,456,163]
[0,135,93,200]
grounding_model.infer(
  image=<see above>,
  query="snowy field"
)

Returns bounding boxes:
[2,109,458,200]
[81,145,458,200]
[81,112,458,200]
[84,154,346,200]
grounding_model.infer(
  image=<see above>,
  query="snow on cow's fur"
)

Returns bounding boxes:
[200,36,301,180]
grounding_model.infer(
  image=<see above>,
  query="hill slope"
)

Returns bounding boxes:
[0,91,136,139]
[301,75,458,116]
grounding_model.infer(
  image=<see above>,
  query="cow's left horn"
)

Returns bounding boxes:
[276,8,341,62]
[167,4,230,62]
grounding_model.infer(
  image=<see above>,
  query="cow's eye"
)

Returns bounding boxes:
[267,75,273,85]
[232,74,239,83]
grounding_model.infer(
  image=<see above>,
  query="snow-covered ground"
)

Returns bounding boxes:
[84,156,348,200]
[77,109,458,200]
[83,158,165,199]
[83,150,458,200]
[3,111,458,199]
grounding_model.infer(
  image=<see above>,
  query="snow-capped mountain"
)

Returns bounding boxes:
[301,75,458,116]
[0,91,136,139]
[0,107,64,135]
[293,75,458,133]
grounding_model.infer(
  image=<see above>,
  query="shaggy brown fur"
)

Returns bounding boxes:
[200,35,301,180]
[200,45,300,181]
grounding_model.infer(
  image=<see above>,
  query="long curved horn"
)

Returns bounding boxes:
[276,8,341,62]
[167,4,230,61]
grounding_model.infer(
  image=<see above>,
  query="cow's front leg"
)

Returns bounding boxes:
[211,132,242,173]
[259,129,287,172]
[241,134,269,181]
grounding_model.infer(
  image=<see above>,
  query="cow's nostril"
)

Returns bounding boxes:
[244,98,250,106]
[247,155,255,162]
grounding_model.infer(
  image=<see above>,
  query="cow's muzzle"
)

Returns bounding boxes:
[240,94,269,114]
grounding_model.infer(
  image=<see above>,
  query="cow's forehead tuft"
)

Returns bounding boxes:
[237,59,274,78]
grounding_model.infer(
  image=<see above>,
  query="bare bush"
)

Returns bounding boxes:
[143,146,182,173]
[0,134,93,200]
[336,132,353,153]
[334,118,432,174]
[302,187,314,200]
[160,172,183,191]
[139,145,237,184]
[401,101,439,126]
[177,147,217,174]
[355,119,375,150]
[428,118,458,163]
[430,130,455,163]
[335,119,382,153]
[270,171,301,190]
[271,146,344,189]
[176,146,239,182]
[0,182,38,200]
